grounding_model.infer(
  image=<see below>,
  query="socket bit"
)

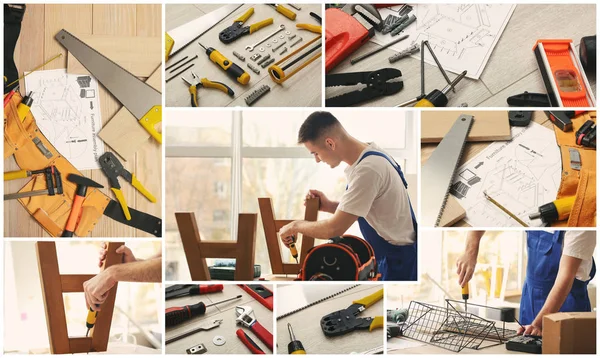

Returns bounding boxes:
[247,63,260,74]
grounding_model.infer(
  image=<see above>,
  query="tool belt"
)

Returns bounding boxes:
[298,235,379,281]
[4,93,161,237]
[553,111,596,227]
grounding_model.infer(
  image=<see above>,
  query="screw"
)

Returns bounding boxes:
[279,47,288,55]
[273,41,287,52]
[290,37,303,48]
[247,63,260,74]
[288,34,296,41]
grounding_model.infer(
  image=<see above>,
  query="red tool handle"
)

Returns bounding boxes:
[62,194,85,237]
[165,302,207,327]
[236,329,265,354]
[325,8,371,73]
[197,284,224,294]
[250,321,273,351]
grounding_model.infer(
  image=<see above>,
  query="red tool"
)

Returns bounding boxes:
[236,329,265,354]
[325,4,382,73]
[238,284,273,311]
[236,306,273,351]
[3,85,19,107]
[166,284,224,299]
[165,295,241,327]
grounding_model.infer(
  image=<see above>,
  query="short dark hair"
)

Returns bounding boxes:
[297,111,341,144]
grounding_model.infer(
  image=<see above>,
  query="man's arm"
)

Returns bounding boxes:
[278,210,358,244]
[456,231,485,287]
[521,254,581,336]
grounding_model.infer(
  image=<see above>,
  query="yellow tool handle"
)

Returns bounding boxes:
[414,98,435,107]
[4,169,29,181]
[138,105,162,143]
[353,288,383,308]
[131,174,157,203]
[369,316,384,331]
[208,50,250,85]
[273,4,296,20]
[17,103,31,122]
[297,23,322,34]
[165,32,174,61]
[200,78,235,96]
[111,188,131,221]
[250,18,274,34]
[555,196,576,221]
[86,306,98,328]
[189,86,199,107]
[235,7,254,23]
[461,284,469,299]
[289,235,298,258]
[291,350,306,354]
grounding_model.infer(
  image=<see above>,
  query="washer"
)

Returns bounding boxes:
[266,43,271,47]
[272,38,278,43]
[259,47,265,52]
[279,34,285,39]
[213,336,226,346]
[285,31,291,35]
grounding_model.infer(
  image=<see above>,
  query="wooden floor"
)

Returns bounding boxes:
[277,285,384,354]
[165,4,322,107]
[165,285,274,354]
[4,4,162,237]
[326,4,596,107]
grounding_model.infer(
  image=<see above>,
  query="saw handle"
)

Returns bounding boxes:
[165,33,174,61]
[353,288,384,309]
[139,105,162,144]
[250,321,273,351]
[236,329,265,354]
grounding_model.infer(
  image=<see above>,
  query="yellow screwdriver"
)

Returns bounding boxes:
[529,196,576,224]
[462,284,469,313]
[199,43,250,85]
[415,70,467,107]
[290,235,299,263]
[86,305,99,337]
[17,91,34,122]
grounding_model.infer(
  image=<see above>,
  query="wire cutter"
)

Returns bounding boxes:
[99,152,156,220]
[219,7,273,44]
[320,288,384,337]
[325,68,403,107]
[182,72,234,107]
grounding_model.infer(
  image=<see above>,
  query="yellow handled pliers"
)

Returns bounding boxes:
[219,7,274,44]
[99,152,156,221]
[182,72,235,107]
[320,288,384,336]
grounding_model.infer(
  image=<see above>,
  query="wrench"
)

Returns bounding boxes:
[246,24,285,52]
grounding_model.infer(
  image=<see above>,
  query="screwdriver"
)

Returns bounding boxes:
[461,284,469,313]
[415,70,467,107]
[287,323,306,354]
[199,43,250,85]
[529,196,576,225]
[267,4,297,21]
[290,235,299,263]
[85,305,99,337]
[167,284,224,299]
[165,295,242,327]
[17,91,34,122]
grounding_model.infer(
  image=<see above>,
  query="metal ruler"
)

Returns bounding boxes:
[421,114,473,227]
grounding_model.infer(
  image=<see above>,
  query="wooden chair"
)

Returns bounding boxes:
[36,241,123,354]
[258,197,319,274]
[175,213,258,281]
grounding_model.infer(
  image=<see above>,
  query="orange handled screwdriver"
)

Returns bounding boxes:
[165,295,242,327]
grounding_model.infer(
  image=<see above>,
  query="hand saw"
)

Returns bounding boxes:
[421,114,473,227]
[56,29,162,143]
[165,4,242,61]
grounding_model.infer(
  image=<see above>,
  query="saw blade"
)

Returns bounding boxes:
[167,4,242,56]
[55,29,161,121]
[276,285,359,320]
[421,114,474,227]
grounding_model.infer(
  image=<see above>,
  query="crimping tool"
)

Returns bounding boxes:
[181,71,234,107]
[320,288,384,337]
[219,7,273,44]
[326,68,403,107]
[99,152,156,220]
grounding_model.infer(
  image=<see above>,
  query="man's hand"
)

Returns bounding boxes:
[305,190,338,214]
[83,269,116,311]
[279,221,298,247]
[517,323,542,337]
[98,242,136,268]
[456,250,478,287]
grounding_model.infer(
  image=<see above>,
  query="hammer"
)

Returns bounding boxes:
[62,174,103,237]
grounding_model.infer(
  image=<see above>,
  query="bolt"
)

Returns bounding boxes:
[290,37,303,48]
[279,47,288,56]
[273,41,287,52]
[247,63,260,74]
[288,34,296,41]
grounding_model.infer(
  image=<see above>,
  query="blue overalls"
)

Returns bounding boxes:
[352,151,418,281]
[520,231,596,324]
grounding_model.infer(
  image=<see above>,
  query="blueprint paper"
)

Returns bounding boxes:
[373,4,516,79]
[451,123,561,227]
[24,69,104,170]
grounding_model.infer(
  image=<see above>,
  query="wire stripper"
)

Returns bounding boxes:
[182,72,234,107]
[219,7,273,44]
[320,288,384,336]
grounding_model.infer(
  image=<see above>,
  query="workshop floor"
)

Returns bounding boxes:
[326,4,596,107]
[165,4,322,107]
[4,4,162,237]
[165,285,273,354]
[276,284,384,354]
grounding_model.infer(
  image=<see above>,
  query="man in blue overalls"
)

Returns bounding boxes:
[278,111,417,281]
[457,230,595,336]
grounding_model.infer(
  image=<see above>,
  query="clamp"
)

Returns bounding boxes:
[576,119,596,148]
[99,152,156,221]
[182,72,234,107]
[326,68,403,107]
[235,305,273,351]
[219,7,273,44]
[320,288,384,337]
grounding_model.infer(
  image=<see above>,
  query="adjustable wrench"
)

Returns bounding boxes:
[246,24,286,52]
[235,306,273,351]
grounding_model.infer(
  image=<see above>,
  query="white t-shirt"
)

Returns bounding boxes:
[337,143,416,246]
[540,230,595,281]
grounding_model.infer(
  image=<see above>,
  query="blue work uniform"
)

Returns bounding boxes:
[520,231,596,324]
[353,151,418,281]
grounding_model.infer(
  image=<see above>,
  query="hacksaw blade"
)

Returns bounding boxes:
[276,284,359,320]
[421,114,473,227]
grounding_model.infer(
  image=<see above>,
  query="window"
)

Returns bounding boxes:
[165,109,417,280]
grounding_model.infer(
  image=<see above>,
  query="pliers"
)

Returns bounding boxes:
[219,7,273,44]
[99,152,156,221]
[320,288,384,337]
[182,72,234,107]
[325,68,403,107]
